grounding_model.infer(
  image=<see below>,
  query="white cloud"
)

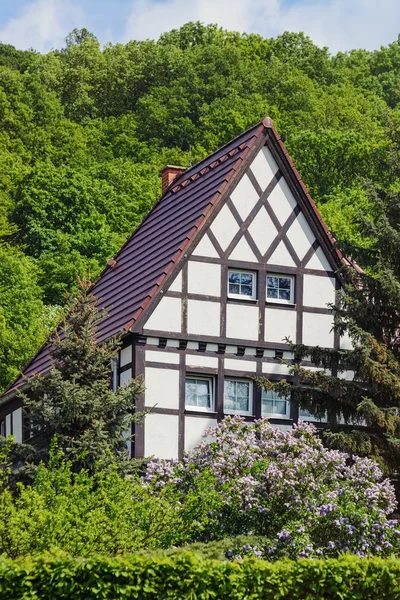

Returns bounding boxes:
[124,0,400,53]
[0,0,85,53]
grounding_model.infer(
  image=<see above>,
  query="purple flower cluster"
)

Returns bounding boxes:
[144,416,399,559]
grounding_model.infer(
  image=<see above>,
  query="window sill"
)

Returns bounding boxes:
[185,407,216,415]
[227,297,258,305]
[266,301,296,309]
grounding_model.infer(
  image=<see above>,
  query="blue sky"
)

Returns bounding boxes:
[0,0,399,54]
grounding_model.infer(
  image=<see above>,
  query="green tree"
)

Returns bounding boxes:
[18,279,144,474]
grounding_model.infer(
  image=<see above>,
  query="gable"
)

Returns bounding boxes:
[141,140,341,340]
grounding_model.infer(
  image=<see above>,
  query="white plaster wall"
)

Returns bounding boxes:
[230,173,259,221]
[146,350,180,364]
[145,296,182,333]
[6,414,11,437]
[145,367,179,409]
[187,299,220,337]
[12,408,22,443]
[262,362,291,375]
[168,271,182,293]
[286,212,316,261]
[340,332,354,350]
[225,358,257,372]
[248,207,277,255]
[210,204,239,252]
[303,312,334,348]
[303,275,336,309]
[192,233,219,258]
[145,413,179,459]
[275,424,293,433]
[249,146,279,191]
[188,261,221,296]
[120,345,132,367]
[120,368,132,386]
[306,246,332,271]
[267,176,297,225]
[186,354,218,369]
[226,304,259,340]
[268,241,296,267]
[229,238,258,262]
[185,416,217,452]
[265,308,297,344]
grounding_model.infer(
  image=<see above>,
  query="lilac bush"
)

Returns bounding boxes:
[145,416,400,559]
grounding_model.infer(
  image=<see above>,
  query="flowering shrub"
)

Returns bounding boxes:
[145,416,400,559]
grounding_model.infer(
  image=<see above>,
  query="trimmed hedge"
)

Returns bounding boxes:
[0,553,400,599]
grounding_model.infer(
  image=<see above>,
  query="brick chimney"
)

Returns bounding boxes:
[160,165,186,194]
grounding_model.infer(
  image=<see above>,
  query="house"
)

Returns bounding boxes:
[0,117,353,459]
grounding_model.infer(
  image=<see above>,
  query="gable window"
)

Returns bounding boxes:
[228,270,256,300]
[185,376,214,412]
[266,274,294,304]
[262,388,291,419]
[224,378,253,415]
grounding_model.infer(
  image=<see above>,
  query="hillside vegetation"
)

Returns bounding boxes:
[1,23,400,390]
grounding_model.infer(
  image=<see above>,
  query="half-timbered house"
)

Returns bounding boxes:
[0,118,353,459]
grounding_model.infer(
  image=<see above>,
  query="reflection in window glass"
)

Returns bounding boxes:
[185,377,213,410]
[267,274,294,303]
[228,270,255,299]
[262,388,290,418]
[224,379,252,414]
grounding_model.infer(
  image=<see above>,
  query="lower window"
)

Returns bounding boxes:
[262,388,291,419]
[299,408,327,423]
[224,378,253,416]
[185,376,214,411]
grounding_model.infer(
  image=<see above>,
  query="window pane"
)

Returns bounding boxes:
[267,276,278,288]
[241,284,253,296]
[229,272,240,283]
[241,273,253,285]
[275,400,287,414]
[267,287,278,299]
[279,278,291,289]
[279,289,290,301]
[229,283,240,295]
[186,378,212,409]
[236,397,249,411]
[237,382,249,396]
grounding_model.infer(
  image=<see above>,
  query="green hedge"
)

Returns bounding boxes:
[1,553,400,599]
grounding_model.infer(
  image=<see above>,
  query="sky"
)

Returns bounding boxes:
[0,0,399,54]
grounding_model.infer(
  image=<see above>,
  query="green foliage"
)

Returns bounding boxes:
[0,443,180,559]
[0,553,400,599]
[15,279,144,475]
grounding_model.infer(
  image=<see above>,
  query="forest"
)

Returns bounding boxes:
[1,22,400,391]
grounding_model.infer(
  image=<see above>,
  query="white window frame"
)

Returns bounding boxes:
[185,375,215,413]
[266,273,295,305]
[223,378,253,416]
[227,269,257,300]
[261,388,291,419]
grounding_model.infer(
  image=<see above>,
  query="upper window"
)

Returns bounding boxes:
[266,274,295,304]
[185,376,214,412]
[224,378,253,415]
[262,388,291,419]
[228,270,256,300]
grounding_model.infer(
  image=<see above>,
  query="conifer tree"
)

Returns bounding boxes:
[257,184,400,484]
[17,278,144,474]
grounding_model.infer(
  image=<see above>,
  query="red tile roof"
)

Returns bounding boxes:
[2,117,349,398]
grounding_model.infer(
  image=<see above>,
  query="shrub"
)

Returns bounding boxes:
[0,444,181,558]
[1,553,400,599]
[145,416,400,559]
